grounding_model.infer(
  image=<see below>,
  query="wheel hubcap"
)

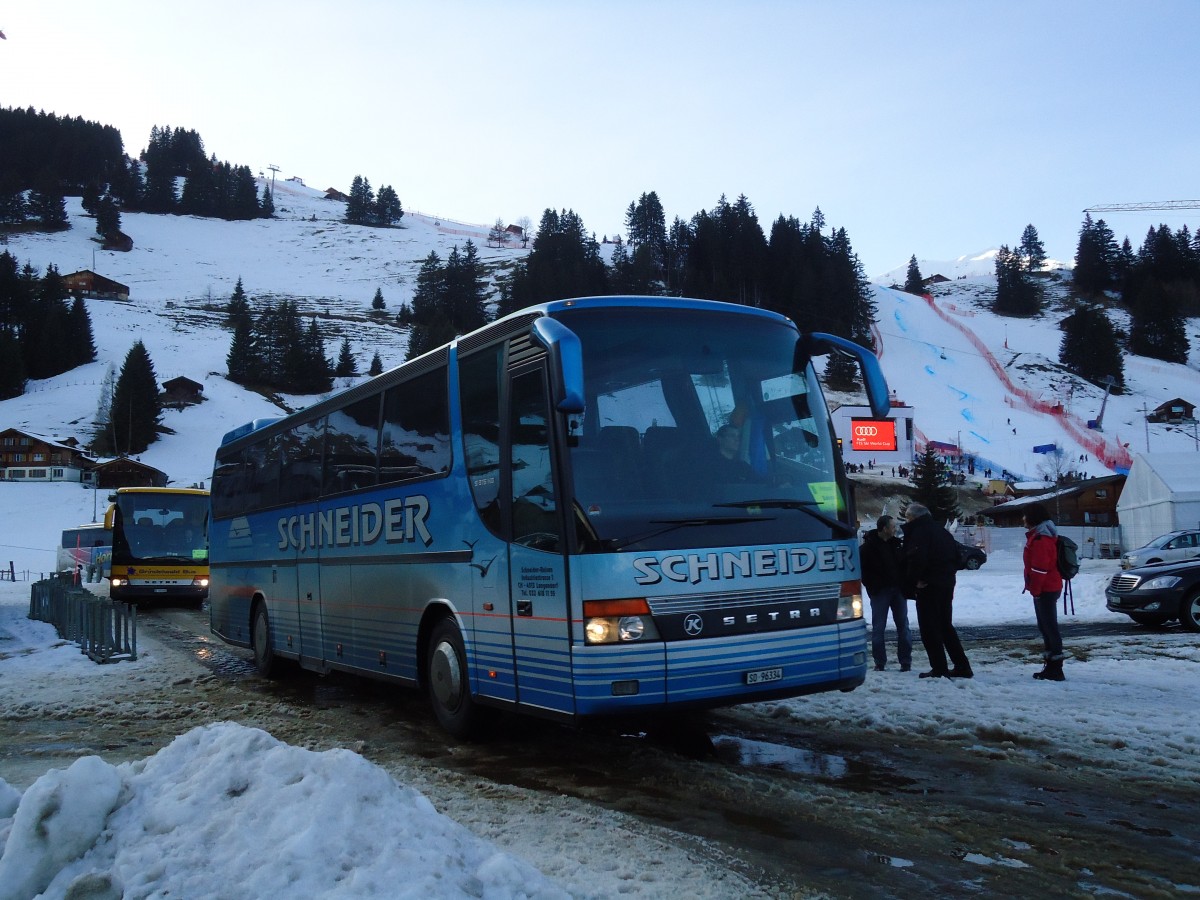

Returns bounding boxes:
[430,640,462,708]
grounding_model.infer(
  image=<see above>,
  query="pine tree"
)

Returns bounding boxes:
[226,316,258,384]
[1128,278,1189,363]
[0,174,26,229]
[910,446,961,523]
[903,255,924,294]
[489,218,508,248]
[374,185,402,226]
[95,195,122,243]
[28,178,70,232]
[368,352,383,377]
[993,245,1042,315]
[0,329,26,400]
[66,295,97,367]
[260,184,274,218]
[1059,305,1124,392]
[1018,224,1047,273]
[225,277,251,328]
[371,287,386,312]
[346,176,374,225]
[334,338,358,377]
[95,364,116,436]
[297,317,332,393]
[110,341,161,454]
[1072,214,1118,297]
[498,208,607,315]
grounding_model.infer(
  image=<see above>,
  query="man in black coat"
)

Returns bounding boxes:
[902,502,973,679]
[860,514,912,671]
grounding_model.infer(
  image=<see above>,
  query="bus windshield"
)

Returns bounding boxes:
[559,306,849,552]
[112,492,209,564]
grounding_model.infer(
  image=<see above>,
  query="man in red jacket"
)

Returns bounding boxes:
[1023,502,1066,681]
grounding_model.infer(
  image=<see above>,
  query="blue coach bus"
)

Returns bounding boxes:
[208,296,889,737]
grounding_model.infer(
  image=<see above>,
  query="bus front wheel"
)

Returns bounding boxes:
[252,603,281,678]
[427,619,480,739]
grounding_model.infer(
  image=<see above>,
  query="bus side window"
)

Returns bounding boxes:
[380,367,451,485]
[281,417,325,503]
[325,394,381,495]
[458,345,503,534]
[510,369,560,551]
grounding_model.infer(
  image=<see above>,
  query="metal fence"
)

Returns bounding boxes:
[28,576,137,663]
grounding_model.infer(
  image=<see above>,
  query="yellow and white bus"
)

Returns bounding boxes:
[105,487,210,604]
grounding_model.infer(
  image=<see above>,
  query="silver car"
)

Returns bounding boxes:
[1121,530,1200,570]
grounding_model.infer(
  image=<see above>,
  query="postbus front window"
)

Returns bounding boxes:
[115,494,209,562]
[559,307,846,552]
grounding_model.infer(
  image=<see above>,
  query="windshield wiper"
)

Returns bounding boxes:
[609,515,765,550]
[714,499,855,538]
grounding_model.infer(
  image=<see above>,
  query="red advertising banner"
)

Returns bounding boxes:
[850,419,896,452]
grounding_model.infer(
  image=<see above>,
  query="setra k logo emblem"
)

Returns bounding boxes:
[683,613,704,637]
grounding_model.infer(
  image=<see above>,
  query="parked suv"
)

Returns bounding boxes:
[1121,530,1200,570]
[1105,558,1200,630]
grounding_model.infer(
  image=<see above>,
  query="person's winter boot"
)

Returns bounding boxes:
[1034,658,1065,681]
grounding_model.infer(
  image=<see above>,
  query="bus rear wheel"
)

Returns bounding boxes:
[252,603,281,678]
[427,619,480,739]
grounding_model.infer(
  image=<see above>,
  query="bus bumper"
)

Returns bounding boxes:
[573,619,867,716]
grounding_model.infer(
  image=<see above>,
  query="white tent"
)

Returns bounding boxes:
[1116,453,1200,550]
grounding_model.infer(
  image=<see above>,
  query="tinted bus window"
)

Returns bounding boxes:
[281,418,325,503]
[458,346,502,531]
[324,394,381,495]
[380,368,451,485]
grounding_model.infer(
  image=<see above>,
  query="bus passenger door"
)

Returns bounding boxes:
[506,367,573,715]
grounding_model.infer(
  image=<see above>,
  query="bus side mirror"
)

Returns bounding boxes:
[531,317,585,415]
[805,332,890,418]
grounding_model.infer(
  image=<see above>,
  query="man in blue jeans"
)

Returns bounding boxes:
[860,515,912,672]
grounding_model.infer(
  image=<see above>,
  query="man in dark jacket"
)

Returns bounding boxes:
[860,515,912,672]
[903,502,973,679]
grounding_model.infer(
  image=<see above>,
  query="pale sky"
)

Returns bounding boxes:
[3,0,1198,276]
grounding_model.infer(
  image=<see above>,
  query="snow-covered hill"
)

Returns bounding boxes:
[2,187,1198,573]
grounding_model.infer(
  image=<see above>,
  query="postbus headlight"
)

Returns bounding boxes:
[193,576,209,588]
[110,577,125,588]
[582,599,659,645]
[837,580,863,620]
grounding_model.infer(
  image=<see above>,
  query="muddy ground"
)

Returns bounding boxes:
[2,607,1197,898]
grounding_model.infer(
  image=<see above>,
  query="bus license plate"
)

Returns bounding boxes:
[745,667,783,686]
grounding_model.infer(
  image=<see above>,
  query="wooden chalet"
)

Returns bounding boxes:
[982,474,1126,527]
[324,187,350,203]
[0,428,95,482]
[91,457,169,489]
[63,270,130,301]
[162,376,204,408]
[1147,398,1196,424]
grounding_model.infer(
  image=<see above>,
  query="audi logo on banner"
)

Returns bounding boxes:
[850,418,897,451]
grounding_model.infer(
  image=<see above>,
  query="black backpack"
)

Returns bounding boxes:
[1057,535,1080,614]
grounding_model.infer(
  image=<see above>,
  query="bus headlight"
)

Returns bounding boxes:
[837,580,863,620]
[193,576,210,588]
[110,577,125,588]
[582,599,659,645]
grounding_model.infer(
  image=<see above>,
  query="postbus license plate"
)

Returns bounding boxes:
[745,667,783,686]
